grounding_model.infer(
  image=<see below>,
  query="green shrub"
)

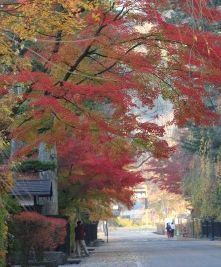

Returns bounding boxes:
[0,195,8,267]
[12,160,56,173]
[115,217,135,227]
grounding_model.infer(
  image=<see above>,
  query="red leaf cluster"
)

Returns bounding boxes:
[147,148,190,194]
[12,212,67,251]
[3,0,221,205]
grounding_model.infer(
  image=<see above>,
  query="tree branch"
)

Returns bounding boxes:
[60,23,108,83]
[128,156,152,169]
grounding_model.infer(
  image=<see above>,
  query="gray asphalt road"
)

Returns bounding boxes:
[64,228,221,267]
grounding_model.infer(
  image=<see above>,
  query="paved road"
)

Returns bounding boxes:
[63,228,221,267]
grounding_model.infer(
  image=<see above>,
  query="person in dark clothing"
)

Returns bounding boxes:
[166,222,172,238]
[75,220,89,257]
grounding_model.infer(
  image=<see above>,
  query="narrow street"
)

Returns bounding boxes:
[68,228,221,267]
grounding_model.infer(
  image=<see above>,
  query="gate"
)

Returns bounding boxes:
[201,219,221,240]
[84,222,98,245]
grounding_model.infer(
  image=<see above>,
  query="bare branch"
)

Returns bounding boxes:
[128,156,152,170]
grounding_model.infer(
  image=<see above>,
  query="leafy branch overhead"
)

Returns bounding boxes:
[0,0,221,210]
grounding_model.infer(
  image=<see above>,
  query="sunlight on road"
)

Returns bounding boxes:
[74,228,221,267]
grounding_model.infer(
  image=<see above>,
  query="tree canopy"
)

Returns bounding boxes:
[1,0,221,212]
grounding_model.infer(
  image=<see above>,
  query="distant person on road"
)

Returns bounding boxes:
[75,220,89,257]
[170,222,176,238]
[166,222,172,238]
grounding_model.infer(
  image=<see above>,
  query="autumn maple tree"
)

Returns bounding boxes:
[0,0,221,217]
[141,0,221,217]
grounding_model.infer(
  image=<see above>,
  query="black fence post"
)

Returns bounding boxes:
[210,218,215,241]
[206,220,209,238]
[201,219,209,238]
[192,218,195,238]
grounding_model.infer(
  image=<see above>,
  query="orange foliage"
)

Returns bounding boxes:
[1,0,221,209]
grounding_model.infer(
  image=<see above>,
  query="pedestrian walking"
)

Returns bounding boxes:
[170,221,176,238]
[75,220,90,257]
[166,222,172,238]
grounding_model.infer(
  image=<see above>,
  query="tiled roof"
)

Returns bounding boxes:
[12,179,52,197]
